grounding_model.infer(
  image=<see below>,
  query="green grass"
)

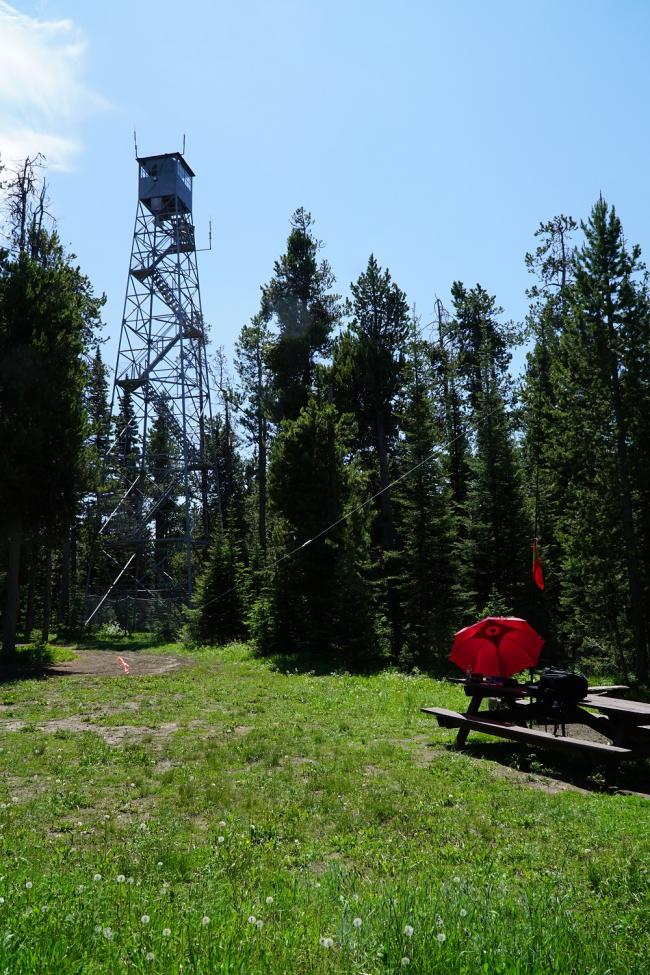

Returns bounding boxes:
[0,638,649,974]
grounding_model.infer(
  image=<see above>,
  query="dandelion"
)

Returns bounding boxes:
[217,836,225,844]
[248,915,257,925]
[162,927,171,937]
[145,952,155,962]
[93,874,102,882]
[103,927,113,940]
[352,893,360,902]
[353,917,362,928]
[266,896,274,905]
[201,916,210,926]
[94,925,102,934]
[25,881,32,889]
[404,924,414,938]
[319,936,334,948]
[157,861,163,868]
[401,959,411,967]
[141,915,150,925]
[219,820,226,827]
[117,875,126,883]
[460,908,467,918]
[256,919,264,929]
[127,877,134,885]
[453,876,461,884]
[77,884,86,892]
[0,897,5,905]
[436,932,446,944]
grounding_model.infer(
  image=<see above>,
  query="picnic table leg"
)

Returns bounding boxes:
[456,695,482,747]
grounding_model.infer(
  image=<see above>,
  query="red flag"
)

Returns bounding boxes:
[532,541,545,590]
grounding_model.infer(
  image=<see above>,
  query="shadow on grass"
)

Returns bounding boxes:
[77,634,167,654]
[446,738,650,796]
[262,648,457,679]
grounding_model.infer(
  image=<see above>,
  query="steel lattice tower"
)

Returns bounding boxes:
[88,152,214,621]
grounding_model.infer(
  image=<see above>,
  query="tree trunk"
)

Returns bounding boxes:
[258,416,267,552]
[41,544,53,644]
[375,414,395,551]
[59,529,71,626]
[375,413,401,654]
[24,540,38,639]
[2,518,23,654]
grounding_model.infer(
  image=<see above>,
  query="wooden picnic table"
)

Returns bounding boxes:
[422,680,650,784]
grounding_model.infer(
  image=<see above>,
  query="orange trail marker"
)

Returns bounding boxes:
[117,656,130,674]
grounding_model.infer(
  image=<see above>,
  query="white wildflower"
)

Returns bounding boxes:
[93,874,102,882]
[403,924,414,938]
[116,875,126,883]
[437,932,446,944]
[201,916,210,926]
[248,915,257,925]
[217,836,225,844]
[25,881,32,889]
[266,896,274,905]
[256,919,264,929]
[103,927,113,940]
[353,917,362,928]
[145,952,155,961]
[401,959,411,967]
[162,927,171,937]
[141,915,150,925]
[319,936,334,948]
[460,908,467,918]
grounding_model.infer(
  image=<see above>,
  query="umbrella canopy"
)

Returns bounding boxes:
[450,616,544,679]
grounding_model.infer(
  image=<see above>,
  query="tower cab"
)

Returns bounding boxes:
[137,152,194,217]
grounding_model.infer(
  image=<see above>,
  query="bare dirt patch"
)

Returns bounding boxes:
[0,717,180,746]
[44,651,188,678]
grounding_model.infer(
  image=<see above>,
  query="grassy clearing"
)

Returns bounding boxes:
[0,637,649,974]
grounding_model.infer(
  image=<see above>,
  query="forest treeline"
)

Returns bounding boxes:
[1,157,649,680]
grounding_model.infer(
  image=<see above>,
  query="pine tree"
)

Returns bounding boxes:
[263,208,341,422]
[235,311,272,552]
[553,199,649,678]
[394,320,462,665]
[332,254,410,655]
[0,230,102,651]
[254,399,378,664]
[449,282,530,615]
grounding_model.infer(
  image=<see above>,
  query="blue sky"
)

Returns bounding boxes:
[2,0,650,381]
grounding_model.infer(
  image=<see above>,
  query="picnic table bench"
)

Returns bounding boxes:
[422,679,650,784]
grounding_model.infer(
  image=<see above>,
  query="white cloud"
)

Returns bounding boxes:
[0,2,103,172]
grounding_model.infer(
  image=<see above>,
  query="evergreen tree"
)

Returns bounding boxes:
[332,254,410,655]
[263,208,341,422]
[235,311,272,552]
[520,216,577,652]
[449,282,530,614]
[394,320,462,665]
[146,400,181,587]
[0,231,102,652]
[254,399,378,664]
[553,199,649,678]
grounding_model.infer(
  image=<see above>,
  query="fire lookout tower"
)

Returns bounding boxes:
[88,152,214,623]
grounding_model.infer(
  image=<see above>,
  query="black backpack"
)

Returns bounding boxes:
[537,668,588,716]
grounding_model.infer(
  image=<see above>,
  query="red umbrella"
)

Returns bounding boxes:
[450,616,544,679]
